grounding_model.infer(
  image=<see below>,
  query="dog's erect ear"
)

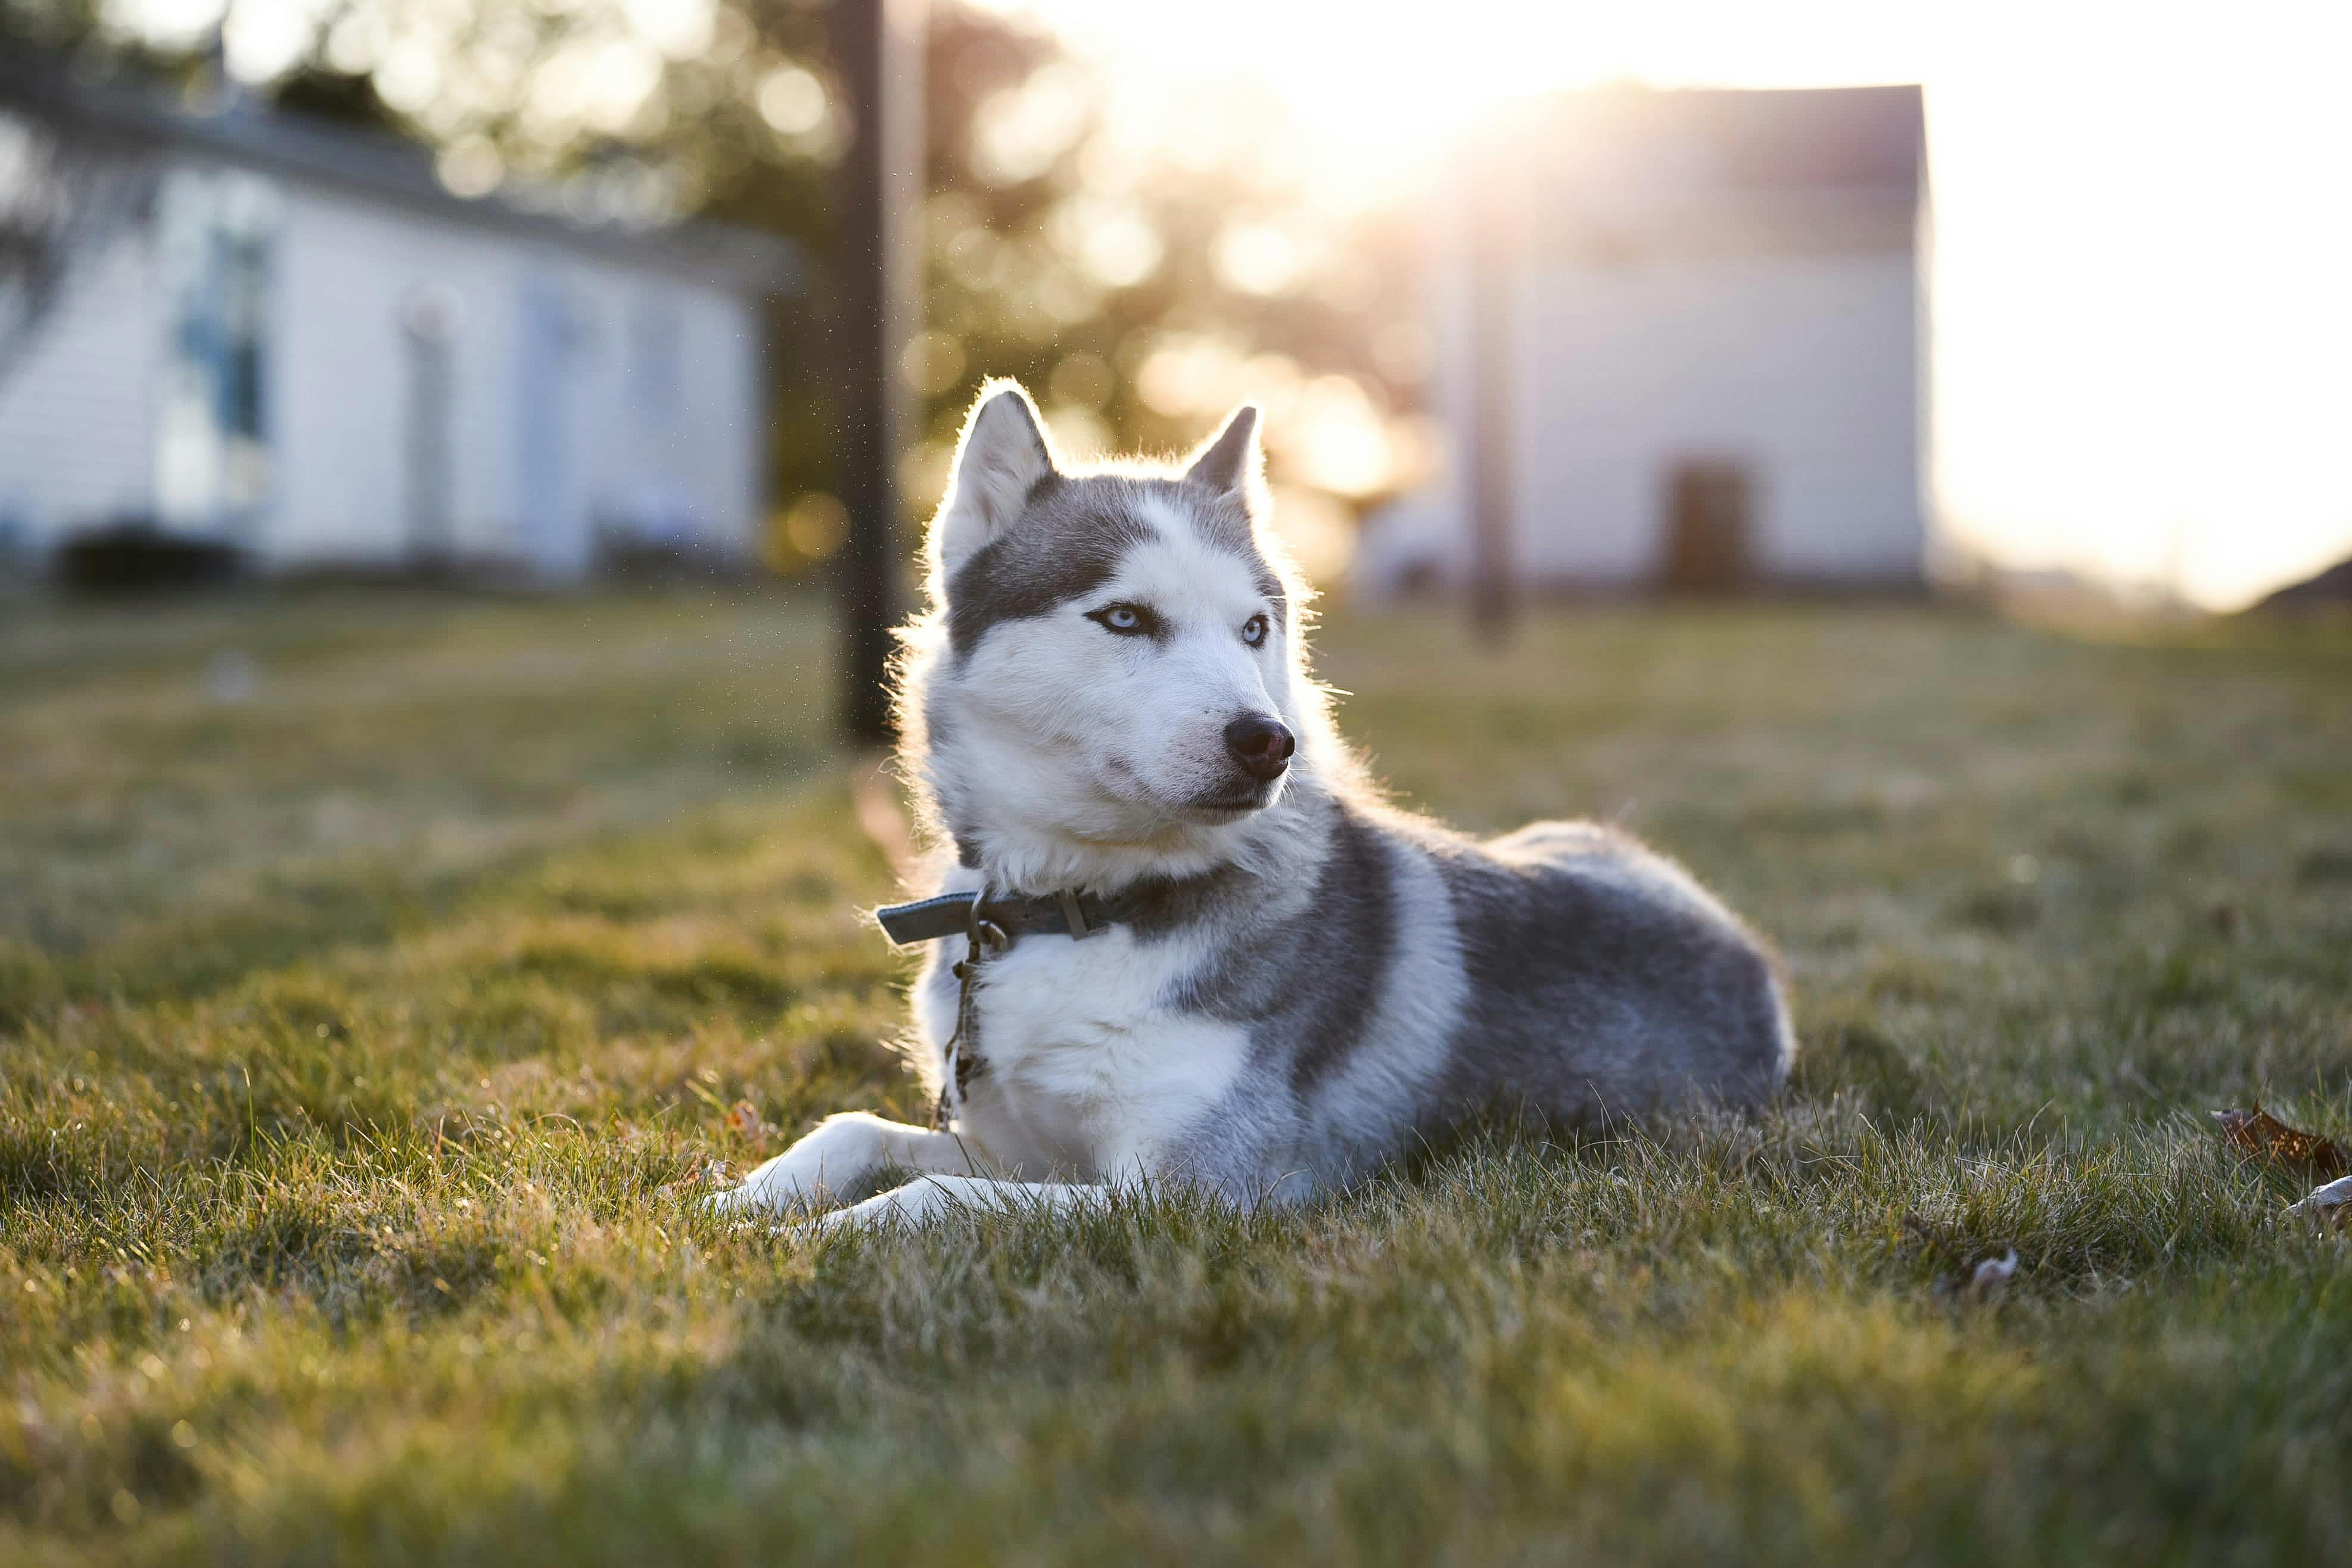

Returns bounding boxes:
[934,381,1057,574]
[1184,405,1261,496]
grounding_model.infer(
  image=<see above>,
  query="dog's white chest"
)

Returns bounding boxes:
[937,929,1252,1181]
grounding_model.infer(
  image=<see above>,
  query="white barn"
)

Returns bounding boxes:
[0,64,792,578]
[1361,85,1930,595]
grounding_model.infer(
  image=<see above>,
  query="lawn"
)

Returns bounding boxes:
[4,587,2349,1564]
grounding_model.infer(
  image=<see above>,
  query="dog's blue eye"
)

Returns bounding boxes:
[1242,614,1269,647]
[1088,603,1154,636]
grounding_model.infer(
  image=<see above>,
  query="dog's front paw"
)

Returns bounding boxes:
[699,1113,903,1219]
[804,1180,947,1236]
[702,1149,847,1219]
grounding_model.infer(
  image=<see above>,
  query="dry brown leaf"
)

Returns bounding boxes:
[2286,1175,2352,1228]
[725,1100,776,1141]
[2213,1105,2350,1182]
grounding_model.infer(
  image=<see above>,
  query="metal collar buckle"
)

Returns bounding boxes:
[966,887,1010,957]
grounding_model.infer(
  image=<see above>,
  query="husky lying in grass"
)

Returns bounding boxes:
[711,382,1793,1230]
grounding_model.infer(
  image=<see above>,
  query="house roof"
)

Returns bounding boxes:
[0,57,802,296]
[1508,84,1925,256]
[1533,83,1925,201]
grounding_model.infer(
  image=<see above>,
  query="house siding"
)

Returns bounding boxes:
[0,228,159,550]
[269,181,764,575]
[1359,236,1923,593]
[1513,247,1921,584]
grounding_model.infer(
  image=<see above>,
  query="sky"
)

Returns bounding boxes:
[983,0,2352,609]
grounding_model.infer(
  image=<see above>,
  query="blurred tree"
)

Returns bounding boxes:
[267,62,402,132]
[0,1,158,381]
[904,4,1427,577]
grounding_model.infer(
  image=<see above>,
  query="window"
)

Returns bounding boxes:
[155,169,276,534]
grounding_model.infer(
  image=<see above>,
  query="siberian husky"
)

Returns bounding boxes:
[710,381,1794,1230]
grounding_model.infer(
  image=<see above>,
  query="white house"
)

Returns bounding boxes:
[1360,84,1930,594]
[0,62,794,578]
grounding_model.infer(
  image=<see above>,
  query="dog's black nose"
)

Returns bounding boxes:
[1222,714,1296,782]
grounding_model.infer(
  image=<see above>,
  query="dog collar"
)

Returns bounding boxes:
[873,886,1134,947]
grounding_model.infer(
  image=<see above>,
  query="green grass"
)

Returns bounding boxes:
[4,588,2349,1565]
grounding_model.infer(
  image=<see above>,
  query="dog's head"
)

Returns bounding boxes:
[902,381,1324,881]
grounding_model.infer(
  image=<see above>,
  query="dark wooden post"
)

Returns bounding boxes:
[830,0,925,743]
[1466,158,1517,643]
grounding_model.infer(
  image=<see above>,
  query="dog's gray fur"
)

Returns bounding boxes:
[712,381,1794,1228]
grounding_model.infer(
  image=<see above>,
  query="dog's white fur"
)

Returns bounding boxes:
[711,382,1794,1232]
